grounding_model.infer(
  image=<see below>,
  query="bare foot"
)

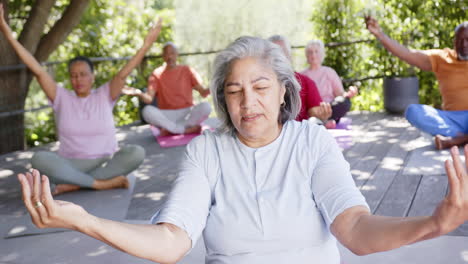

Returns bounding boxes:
[93,176,129,190]
[52,184,81,196]
[184,125,202,134]
[435,134,468,150]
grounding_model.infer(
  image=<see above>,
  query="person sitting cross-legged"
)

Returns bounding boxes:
[301,39,358,128]
[124,42,211,136]
[0,4,160,195]
[365,16,468,150]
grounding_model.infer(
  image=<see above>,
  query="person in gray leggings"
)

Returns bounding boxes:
[0,7,160,195]
[31,145,145,195]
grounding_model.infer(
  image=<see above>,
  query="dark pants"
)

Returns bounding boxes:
[331,96,351,123]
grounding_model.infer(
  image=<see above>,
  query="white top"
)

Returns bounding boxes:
[51,83,117,159]
[152,120,368,263]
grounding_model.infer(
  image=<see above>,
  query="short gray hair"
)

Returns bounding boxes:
[162,41,178,53]
[268,35,292,60]
[455,22,468,35]
[305,39,326,64]
[211,36,301,133]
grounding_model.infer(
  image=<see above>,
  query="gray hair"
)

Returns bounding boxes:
[455,21,468,34]
[210,36,301,133]
[267,35,292,60]
[305,39,326,64]
[162,41,178,53]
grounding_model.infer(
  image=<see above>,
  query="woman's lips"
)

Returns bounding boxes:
[242,114,261,122]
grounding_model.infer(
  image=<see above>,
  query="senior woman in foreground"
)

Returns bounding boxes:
[18,37,468,263]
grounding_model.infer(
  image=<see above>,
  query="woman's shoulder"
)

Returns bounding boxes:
[285,120,330,142]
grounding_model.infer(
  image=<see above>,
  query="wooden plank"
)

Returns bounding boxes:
[407,174,447,217]
[374,172,422,217]
[360,128,420,213]
[349,117,410,186]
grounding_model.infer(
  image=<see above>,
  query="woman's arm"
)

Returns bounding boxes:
[365,16,432,72]
[0,4,56,101]
[109,18,162,101]
[332,145,468,255]
[18,169,191,263]
[121,86,155,104]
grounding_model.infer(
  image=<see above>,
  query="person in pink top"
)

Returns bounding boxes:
[125,42,211,136]
[0,5,162,195]
[301,40,358,127]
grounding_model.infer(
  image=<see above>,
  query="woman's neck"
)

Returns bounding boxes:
[237,123,283,149]
[309,63,321,70]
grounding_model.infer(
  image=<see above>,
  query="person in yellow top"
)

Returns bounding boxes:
[365,17,468,150]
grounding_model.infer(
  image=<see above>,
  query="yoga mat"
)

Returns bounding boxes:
[335,117,352,130]
[4,174,136,238]
[150,125,211,148]
[328,129,353,150]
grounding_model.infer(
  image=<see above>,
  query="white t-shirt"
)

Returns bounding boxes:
[152,120,368,263]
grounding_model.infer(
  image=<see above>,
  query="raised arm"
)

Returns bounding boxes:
[332,145,468,255]
[0,4,56,101]
[365,16,432,72]
[18,169,191,263]
[109,18,162,101]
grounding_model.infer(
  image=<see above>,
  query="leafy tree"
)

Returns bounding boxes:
[309,0,467,111]
[3,0,174,148]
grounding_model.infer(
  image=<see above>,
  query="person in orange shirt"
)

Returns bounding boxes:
[366,17,468,150]
[125,42,211,136]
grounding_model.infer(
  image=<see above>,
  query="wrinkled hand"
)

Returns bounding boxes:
[344,86,358,98]
[122,86,142,96]
[143,17,163,47]
[18,169,88,230]
[432,145,468,235]
[364,16,383,38]
[310,102,332,122]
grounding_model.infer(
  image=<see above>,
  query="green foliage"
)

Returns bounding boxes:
[309,0,467,111]
[18,0,174,147]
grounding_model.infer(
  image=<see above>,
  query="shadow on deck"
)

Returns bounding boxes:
[1,111,467,264]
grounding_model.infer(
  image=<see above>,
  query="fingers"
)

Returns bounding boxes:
[451,146,466,183]
[464,144,468,171]
[41,175,55,216]
[445,159,460,201]
[18,173,43,227]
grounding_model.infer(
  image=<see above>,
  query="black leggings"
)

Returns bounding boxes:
[331,96,351,123]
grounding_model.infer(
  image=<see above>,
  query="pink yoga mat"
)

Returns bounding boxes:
[150,125,210,148]
[328,129,353,150]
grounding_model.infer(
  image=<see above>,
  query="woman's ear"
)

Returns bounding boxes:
[280,84,287,104]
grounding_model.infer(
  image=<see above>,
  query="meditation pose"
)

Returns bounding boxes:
[0,4,160,195]
[301,39,358,128]
[18,36,468,264]
[268,35,333,126]
[125,42,211,136]
[366,16,468,150]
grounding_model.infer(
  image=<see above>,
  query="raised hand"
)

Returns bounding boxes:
[345,86,359,98]
[143,18,163,48]
[121,86,142,96]
[18,169,88,230]
[364,16,383,38]
[431,145,468,235]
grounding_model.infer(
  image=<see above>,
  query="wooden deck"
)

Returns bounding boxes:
[0,111,466,236]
